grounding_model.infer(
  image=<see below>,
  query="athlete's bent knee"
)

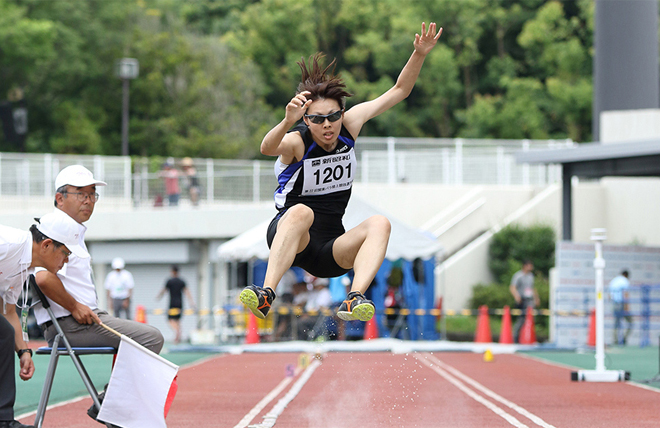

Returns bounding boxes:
[283,204,315,228]
[369,215,391,236]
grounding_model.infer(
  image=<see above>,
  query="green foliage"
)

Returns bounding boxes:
[469,282,516,310]
[0,0,599,156]
[489,223,555,284]
[466,223,554,330]
[470,274,550,311]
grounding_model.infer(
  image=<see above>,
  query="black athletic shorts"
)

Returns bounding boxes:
[267,208,350,278]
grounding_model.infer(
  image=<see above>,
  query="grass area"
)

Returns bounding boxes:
[524,346,660,387]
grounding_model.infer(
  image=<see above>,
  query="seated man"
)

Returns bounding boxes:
[1,212,88,428]
[33,165,164,423]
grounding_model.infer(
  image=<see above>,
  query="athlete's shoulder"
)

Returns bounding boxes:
[339,124,356,142]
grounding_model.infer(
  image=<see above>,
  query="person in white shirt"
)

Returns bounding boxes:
[298,277,334,340]
[34,165,165,423]
[1,212,87,428]
[104,257,134,320]
[34,166,163,352]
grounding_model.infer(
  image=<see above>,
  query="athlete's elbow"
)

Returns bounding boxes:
[260,143,275,156]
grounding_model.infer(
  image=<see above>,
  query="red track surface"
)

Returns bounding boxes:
[20,352,660,428]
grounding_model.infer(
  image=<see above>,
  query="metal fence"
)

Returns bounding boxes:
[554,284,660,347]
[0,137,570,211]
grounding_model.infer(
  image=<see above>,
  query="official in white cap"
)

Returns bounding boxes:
[33,165,164,423]
[104,257,135,320]
[0,213,85,428]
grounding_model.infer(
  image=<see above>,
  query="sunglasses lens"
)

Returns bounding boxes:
[327,111,342,122]
[306,110,343,124]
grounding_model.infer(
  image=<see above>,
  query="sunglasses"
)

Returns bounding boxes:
[304,109,344,124]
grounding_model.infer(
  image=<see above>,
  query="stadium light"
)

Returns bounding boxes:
[116,58,139,157]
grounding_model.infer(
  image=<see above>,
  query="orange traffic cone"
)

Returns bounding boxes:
[518,306,536,344]
[475,305,492,343]
[587,308,596,347]
[499,305,513,344]
[135,305,147,323]
[364,317,379,340]
[245,313,260,344]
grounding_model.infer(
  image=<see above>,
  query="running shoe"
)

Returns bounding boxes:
[336,291,375,321]
[240,285,276,319]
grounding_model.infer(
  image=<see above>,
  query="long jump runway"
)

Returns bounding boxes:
[20,351,660,427]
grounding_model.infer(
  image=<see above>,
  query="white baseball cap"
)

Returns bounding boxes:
[35,211,89,258]
[55,165,107,190]
[111,257,125,270]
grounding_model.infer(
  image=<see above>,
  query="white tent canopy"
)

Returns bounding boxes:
[217,197,444,261]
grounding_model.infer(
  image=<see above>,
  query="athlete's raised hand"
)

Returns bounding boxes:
[285,90,313,124]
[414,22,443,56]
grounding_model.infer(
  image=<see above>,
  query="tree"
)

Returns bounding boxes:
[0,0,602,156]
[489,223,555,285]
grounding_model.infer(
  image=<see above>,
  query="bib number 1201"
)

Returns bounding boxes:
[313,163,351,185]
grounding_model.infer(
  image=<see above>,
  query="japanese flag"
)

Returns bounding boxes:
[98,335,179,428]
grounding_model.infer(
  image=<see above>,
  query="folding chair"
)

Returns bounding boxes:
[28,275,117,428]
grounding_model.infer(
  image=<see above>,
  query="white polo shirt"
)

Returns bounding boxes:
[0,224,33,310]
[105,269,135,299]
[34,209,98,325]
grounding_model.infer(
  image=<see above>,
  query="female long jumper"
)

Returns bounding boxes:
[240,22,443,322]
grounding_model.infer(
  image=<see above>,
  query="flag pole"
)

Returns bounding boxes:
[98,321,123,338]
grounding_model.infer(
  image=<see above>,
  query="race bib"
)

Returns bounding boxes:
[301,152,355,196]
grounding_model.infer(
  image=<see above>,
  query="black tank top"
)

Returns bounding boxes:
[273,123,357,218]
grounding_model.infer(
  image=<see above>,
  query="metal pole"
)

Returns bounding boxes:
[121,78,129,156]
[592,228,607,372]
[562,165,572,240]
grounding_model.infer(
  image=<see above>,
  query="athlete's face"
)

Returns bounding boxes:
[303,98,343,149]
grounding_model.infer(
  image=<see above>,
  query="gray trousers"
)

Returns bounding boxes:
[513,298,535,343]
[42,309,164,354]
[112,298,131,320]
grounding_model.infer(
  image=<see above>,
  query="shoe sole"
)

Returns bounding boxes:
[337,303,375,322]
[239,288,266,319]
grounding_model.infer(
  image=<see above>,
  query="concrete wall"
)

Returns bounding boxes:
[600,109,660,143]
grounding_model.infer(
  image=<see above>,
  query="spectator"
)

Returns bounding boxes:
[509,260,540,343]
[104,257,134,320]
[384,282,406,339]
[609,269,632,345]
[181,157,201,206]
[156,265,195,344]
[272,269,299,341]
[160,160,180,207]
[299,277,333,340]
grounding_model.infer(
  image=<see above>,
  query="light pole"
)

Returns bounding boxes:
[117,58,139,156]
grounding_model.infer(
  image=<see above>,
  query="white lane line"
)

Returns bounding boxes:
[15,395,87,421]
[249,359,322,428]
[233,366,302,428]
[414,353,530,428]
[421,353,556,428]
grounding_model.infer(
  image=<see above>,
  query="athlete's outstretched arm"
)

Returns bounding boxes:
[343,22,442,137]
